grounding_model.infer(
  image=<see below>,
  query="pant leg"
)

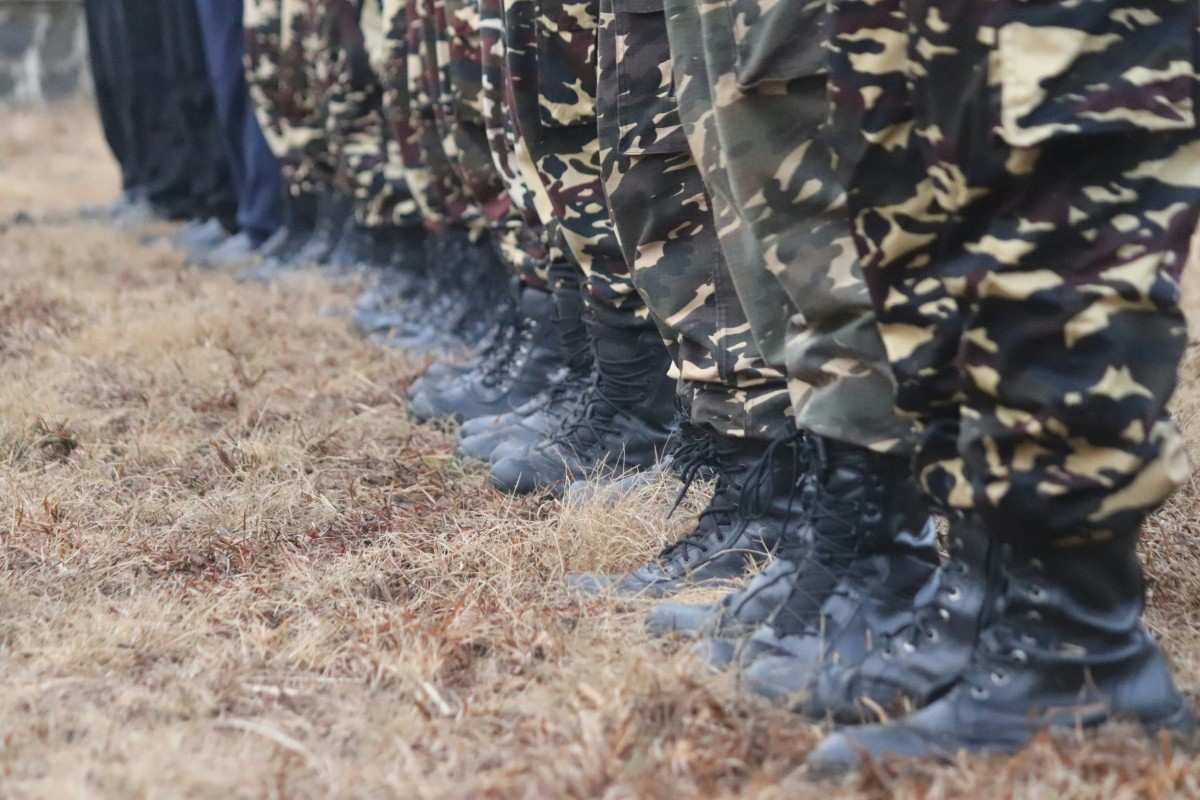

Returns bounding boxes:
[85,0,138,192]
[432,0,546,276]
[665,0,914,453]
[596,0,790,440]
[832,0,1200,540]
[195,0,284,237]
[243,0,290,160]
[479,0,556,288]
[501,0,640,324]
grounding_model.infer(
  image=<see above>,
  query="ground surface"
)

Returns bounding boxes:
[2,104,1200,799]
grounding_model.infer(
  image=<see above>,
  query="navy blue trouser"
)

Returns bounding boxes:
[193,0,283,238]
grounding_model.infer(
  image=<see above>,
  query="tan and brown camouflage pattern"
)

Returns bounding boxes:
[830,0,1200,540]
[324,0,422,229]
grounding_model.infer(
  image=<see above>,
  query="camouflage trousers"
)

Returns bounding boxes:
[500,0,639,325]
[378,0,472,232]
[325,0,422,230]
[423,0,548,282]
[478,0,555,287]
[831,0,1200,540]
[664,0,913,452]
[597,0,790,439]
[275,0,335,196]
[243,0,289,160]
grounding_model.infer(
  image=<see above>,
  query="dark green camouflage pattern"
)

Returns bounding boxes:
[596,0,790,439]
[664,0,914,452]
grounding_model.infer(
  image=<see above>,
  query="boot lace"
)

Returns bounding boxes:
[546,346,665,453]
[769,444,878,637]
[657,431,809,570]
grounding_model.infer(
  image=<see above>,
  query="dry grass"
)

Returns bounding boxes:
[1,104,1200,799]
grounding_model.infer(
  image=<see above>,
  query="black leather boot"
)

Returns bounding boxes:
[382,230,512,354]
[458,270,594,461]
[458,368,587,463]
[801,515,995,723]
[490,319,674,496]
[352,226,429,335]
[698,440,935,677]
[408,284,565,423]
[290,191,353,267]
[325,220,375,274]
[565,428,809,598]
[240,191,319,282]
[806,530,1193,776]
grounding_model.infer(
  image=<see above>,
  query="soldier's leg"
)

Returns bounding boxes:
[404,0,576,424]
[549,0,803,596]
[278,0,354,269]
[649,0,935,688]
[84,0,140,207]
[191,0,285,268]
[237,0,323,275]
[808,0,1200,773]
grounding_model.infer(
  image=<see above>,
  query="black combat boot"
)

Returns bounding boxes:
[381,230,512,354]
[807,531,1193,776]
[459,368,588,463]
[489,319,675,496]
[801,515,995,723]
[240,191,320,282]
[324,219,375,275]
[290,191,353,267]
[565,427,808,598]
[691,440,936,675]
[408,283,565,422]
[403,301,520,406]
[351,226,429,335]
[739,480,938,698]
[458,272,594,462]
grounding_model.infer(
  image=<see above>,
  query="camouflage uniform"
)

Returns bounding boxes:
[501,0,642,327]
[423,0,550,283]
[378,0,468,232]
[596,0,790,439]
[478,0,557,286]
[829,0,1200,539]
[276,0,336,196]
[243,0,289,160]
[662,0,913,452]
[323,0,423,230]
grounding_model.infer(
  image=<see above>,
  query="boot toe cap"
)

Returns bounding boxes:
[490,456,548,495]
[690,638,738,672]
[644,603,715,639]
[806,724,935,778]
[742,655,813,702]
[457,431,509,463]
[564,573,618,596]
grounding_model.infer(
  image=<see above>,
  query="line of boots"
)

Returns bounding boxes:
[595,428,1194,775]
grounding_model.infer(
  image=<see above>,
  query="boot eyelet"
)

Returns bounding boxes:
[1029,558,1045,571]
[1028,586,1046,601]
[944,587,961,603]
[901,641,916,654]
[970,686,989,700]
[991,670,1009,686]
[882,646,895,659]
[925,628,939,643]
[937,608,951,622]
[1010,649,1028,664]
[1020,634,1037,646]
